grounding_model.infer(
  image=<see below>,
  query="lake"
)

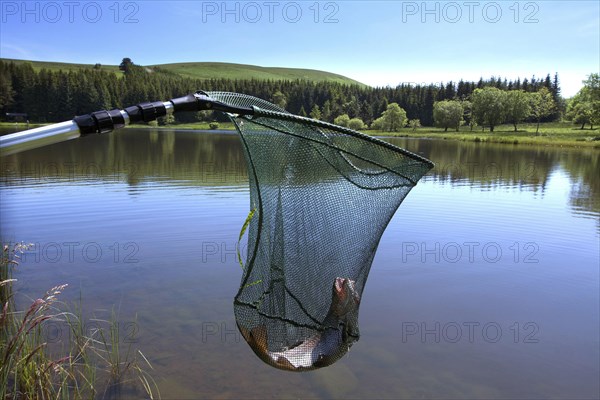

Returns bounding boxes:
[1,128,598,399]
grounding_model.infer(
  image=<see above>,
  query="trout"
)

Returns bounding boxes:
[240,277,360,371]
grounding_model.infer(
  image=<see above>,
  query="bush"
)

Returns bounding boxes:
[158,113,175,126]
[209,122,219,130]
[333,114,350,128]
[370,117,385,131]
[409,119,421,132]
[348,118,366,131]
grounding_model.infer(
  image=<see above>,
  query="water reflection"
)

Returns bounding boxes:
[1,129,598,398]
[385,137,599,217]
[2,130,598,216]
[1,129,248,189]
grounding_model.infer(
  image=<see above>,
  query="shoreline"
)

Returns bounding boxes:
[1,122,598,148]
[368,129,600,148]
[119,122,600,148]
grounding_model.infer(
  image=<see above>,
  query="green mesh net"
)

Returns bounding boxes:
[207,92,434,371]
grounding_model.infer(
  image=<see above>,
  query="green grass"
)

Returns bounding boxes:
[0,242,160,399]
[0,121,237,131]
[153,62,367,85]
[1,58,365,85]
[367,122,600,148]
[127,121,600,148]
[126,121,236,131]
[1,58,120,75]
[0,122,47,130]
[3,120,598,148]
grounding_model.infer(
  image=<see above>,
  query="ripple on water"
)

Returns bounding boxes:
[1,132,598,398]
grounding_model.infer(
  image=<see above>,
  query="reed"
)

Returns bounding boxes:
[0,242,160,399]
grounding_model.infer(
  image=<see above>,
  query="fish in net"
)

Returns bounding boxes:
[207,91,434,371]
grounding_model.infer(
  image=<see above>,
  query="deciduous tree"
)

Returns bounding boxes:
[334,114,350,128]
[409,119,421,132]
[566,93,593,129]
[433,100,463,131]
[566,74,600,129]
[582,73,600,128]
[530,87,556,134]
[471,87,507,132]
[119,58,133,73]
[348,117,365,131]
[373,103,407,132]
[505,90,531,131]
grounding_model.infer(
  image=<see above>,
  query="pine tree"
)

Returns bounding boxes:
[322,100,332,122]
[309,104,321,120]
[0,64,15,111]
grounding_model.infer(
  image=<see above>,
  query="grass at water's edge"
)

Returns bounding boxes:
[368,122,600,148]
[126,121,236,131]
[0,242,160,399]
[0,121,237,132]
[2,121,598,148]
[128,121,600,148]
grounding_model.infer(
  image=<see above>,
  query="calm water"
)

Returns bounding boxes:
[1,128,598,399]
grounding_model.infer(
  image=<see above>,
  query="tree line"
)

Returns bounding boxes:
[0,58,570,128]
[430,75,599,133]
[565,73,600,130]
[426,86,556,134]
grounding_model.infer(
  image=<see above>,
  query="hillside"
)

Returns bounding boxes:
[151,62,366,86]
[1,58,121,74]
[0,58,366,86]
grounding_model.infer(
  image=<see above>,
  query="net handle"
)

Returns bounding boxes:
[0,91,254,156]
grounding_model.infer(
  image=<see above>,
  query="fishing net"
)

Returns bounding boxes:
[207,91,434,371]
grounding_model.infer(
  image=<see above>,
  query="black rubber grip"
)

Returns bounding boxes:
[73,114,97,135]
[108,109,125,128]
[91,110,113,133]
[138,102,156,122]
[73,92,253,135]
[74,108,127,134]
[139,101,167,122]
[124,105,142,123]
[124,101,167,123]
[171,94,200,112]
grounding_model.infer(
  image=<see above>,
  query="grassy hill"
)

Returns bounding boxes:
[1,58,121,74]
[151,62,366,85]
[0,58,366,86]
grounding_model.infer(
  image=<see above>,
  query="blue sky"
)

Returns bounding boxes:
[1,0,598,97]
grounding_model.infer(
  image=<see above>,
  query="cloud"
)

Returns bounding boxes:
[0,43,34,60]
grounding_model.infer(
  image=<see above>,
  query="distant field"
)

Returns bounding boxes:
[0,58,366,85]
[369,122,600,148]
[151,62,366,85]
[1,58,120,74]
[2,121,597,148]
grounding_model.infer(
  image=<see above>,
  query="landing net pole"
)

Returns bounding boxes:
[0,92,253,156]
